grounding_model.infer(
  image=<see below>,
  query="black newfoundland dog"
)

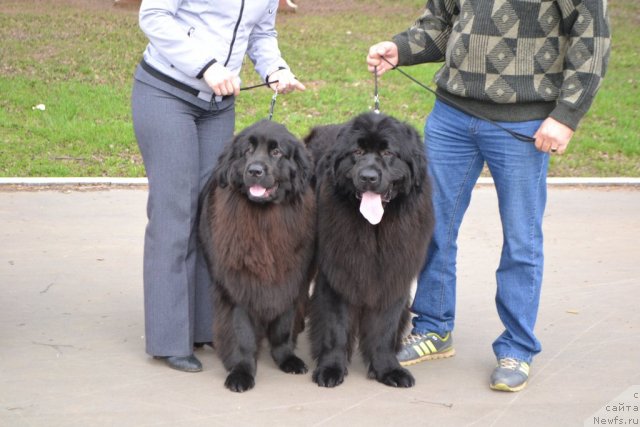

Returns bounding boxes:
[198,120,316,393]
[305,112,434,388]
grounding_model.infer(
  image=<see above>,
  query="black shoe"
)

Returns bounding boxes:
[194,341,214,350]
[154,354,202,372]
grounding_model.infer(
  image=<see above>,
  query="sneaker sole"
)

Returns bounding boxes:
[399,348,456,367]
[489,381,528,392]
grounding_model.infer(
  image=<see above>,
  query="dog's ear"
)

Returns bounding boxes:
[329,126,350,182]
[302,127,318,147]
[290,139,312,195]
[213,134,241,188]
[403,124,427,189]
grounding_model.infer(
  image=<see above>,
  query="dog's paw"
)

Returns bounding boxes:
[313,365,346,388]
[279,355,308,374]
[225,371,255,393]
[376,367,415,388]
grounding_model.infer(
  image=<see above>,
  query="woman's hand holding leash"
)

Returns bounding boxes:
[203,62,241,97]
[267,68,305,94]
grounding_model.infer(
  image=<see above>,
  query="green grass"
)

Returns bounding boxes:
[559,0,640,176]
[0,0,638,177]
[0,78,142,176]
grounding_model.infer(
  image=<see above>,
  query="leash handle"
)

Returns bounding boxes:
[377,56,536,144]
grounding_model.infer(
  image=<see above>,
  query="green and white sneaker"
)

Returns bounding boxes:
[397,332,455,366]
[490,358,530,392]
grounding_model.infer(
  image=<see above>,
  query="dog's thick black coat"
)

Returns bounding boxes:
[198,120,316,392]
[305,112,434,388]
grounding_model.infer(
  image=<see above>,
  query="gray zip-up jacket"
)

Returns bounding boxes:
[139,0,289,96]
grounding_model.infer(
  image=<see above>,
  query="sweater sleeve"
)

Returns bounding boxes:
[391,0,458,66]
[549,0,611,130]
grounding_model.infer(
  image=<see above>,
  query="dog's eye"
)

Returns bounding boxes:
[244,146,255,156]
[271,148,282,158]
[353,149,364,156]
[382,150,395,157]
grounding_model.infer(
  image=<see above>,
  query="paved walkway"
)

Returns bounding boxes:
[1,186,639,427]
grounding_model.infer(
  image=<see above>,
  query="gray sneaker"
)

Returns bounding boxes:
[396,332,455,366]
[489,358,530,392]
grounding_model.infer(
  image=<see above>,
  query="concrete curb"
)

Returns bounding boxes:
[0,177,149,186]
[1,177,639,187]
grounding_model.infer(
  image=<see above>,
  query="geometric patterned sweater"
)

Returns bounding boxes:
[392,0,611,130]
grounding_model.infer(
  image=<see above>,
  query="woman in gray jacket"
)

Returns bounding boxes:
[131,0,305,372]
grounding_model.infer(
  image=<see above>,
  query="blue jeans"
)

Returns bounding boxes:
[412,100,549,363]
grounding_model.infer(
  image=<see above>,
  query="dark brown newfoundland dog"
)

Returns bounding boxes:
[305,112,434,388]
[198,120,316,393]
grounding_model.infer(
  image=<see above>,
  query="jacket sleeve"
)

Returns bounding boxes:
[549,0,611,130]
[392,0,458,66]
[245,0,289,81]
[138,0,219,78]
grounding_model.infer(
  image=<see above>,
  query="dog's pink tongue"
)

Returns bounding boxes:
[249,185,267,198]
[359,191,384,225]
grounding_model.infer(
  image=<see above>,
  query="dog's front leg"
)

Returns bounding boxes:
[215,293,259,393]
[309,272,350,387]
[268,308,308,374]
[360,298,415,388]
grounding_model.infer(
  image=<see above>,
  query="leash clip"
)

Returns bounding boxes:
[268,88,278,121]
[373,65,381,114]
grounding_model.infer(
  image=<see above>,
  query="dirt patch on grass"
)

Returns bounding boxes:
[0,0,422,16]
[293,0,421,16]
[0,0,133,14]
[609,0,640,26]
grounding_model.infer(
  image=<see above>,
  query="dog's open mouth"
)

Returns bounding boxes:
[356,187,393,203]
[249,183,279,201]
[356,188,392,225]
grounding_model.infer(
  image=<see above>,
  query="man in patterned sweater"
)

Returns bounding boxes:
[367,0,610,391]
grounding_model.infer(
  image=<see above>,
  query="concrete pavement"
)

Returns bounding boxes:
[1,186,639,426]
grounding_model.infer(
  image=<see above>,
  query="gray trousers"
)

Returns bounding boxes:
[131,78,235,357]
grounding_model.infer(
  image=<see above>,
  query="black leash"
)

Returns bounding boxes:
[377,56,536,143]
[239,80,278,91]
[240,80,279,120]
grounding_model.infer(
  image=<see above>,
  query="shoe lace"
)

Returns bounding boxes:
[402,333,428,346]
[498,358,520,370]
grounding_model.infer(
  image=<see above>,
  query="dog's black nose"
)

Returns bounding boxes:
[358,168,379,185]
[247,163,265,178]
